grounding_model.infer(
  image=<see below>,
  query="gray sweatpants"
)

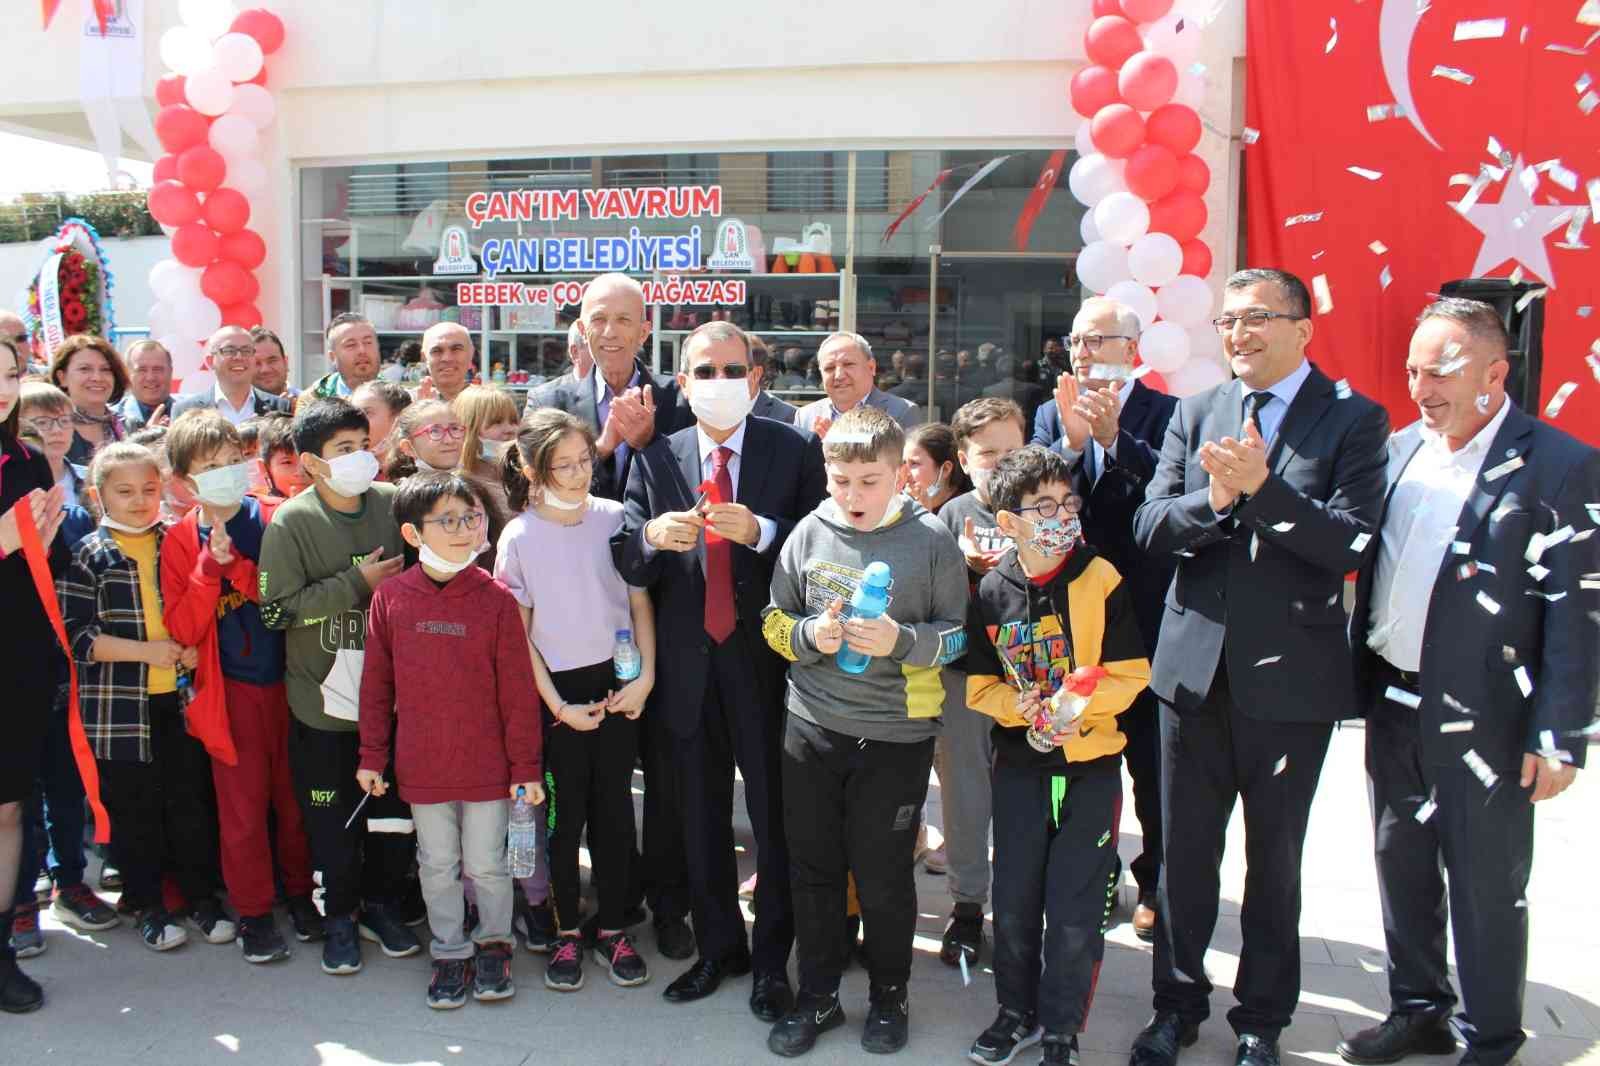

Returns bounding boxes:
[413,798,513,960]
[936,669,993,905]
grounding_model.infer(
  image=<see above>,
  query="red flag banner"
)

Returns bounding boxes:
[882,168,954,243]
[1013,150,1069,252]
[1245,1,1599,442]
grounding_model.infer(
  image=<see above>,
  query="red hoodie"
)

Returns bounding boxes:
[358,563,542,804]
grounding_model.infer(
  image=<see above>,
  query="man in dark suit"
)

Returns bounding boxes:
[614,321,826,1022]
[170,327,292,425]
[1337,299,1598,1066]
[1129,269,1390,1066]
[1041,296,1178,940]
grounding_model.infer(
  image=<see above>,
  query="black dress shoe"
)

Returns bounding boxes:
[769,992,846,1057]
[0,960,43,1014]
[1236,1035,1280,1066]
[653,915,696,961]
[662,952,752,1003]
[1337,1012,1458,1065]
[750,971,794,1022]
[1130,1012,1200,1066]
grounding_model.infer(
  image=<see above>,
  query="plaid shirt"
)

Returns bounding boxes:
[57,525,180,763]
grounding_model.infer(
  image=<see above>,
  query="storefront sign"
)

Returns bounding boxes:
[457,276,747,310]
[432,225,477,275]
[706,219,755,272]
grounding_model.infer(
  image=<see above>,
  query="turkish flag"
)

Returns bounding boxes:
[1245,1,1599,443]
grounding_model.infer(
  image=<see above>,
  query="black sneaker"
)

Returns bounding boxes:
[0,959,44,1014]
[188,898,238,945]
[862,982,910,1054]
[238,915,291,964]
[545,934,584,991]
[941,902,985,966]
[287,895,326,942]
[970,1006,1044,1064]
[51,883,119,931]
[593,930,649,987]
[769,991,846,1057]
[427,958,472,1009]
[358,902,421,958]
[321,916,363,975]
[515,897,558,954]
[473,942,515,1001]
[138,909,188,952]
[1041,1032,1080,1065]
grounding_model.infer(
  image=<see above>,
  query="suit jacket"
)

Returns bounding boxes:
[169,387,291,422]
[612,415,826,737]
[116,393,173,433]
[1350,405,1599,770]
[1132,364,1390,721]
[793,388,924,434]
[752,389,797,424]
[522,358,689,502]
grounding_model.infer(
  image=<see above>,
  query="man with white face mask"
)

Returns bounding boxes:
[613,321,826,1021]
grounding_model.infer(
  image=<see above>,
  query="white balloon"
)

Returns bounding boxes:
[1138,321,1192,373]
[1074,123,1097,158]
[1166,353,1229,397]
[208,114,259,157]
[175,294,223,340]
[227,83,276,129]
[161,335,207,381]
[227,157,269,197]
[1067,153,1126,209]
[211,32,265,82]
[1187,324,1225,366]
[159,26,215,75]
[1174,70,1207,109]
[1093,192,1152,244]
[148,259,184,300]
[1127,232,1184,287]
[1080,209,1101,245]
[179,0,237,39]
[146,302,172,337]
[1105,280,1159,331]
[1156,274,1214,328]
[1076,240,1132,295]
[183,66,235,116]
[1143,11,1204,64]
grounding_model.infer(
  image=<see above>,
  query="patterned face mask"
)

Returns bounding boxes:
[1025,514,1081,556]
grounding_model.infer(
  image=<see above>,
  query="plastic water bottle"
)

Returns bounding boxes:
[836,561,894,675]
[613,629,641,683]
[508,787,538,879]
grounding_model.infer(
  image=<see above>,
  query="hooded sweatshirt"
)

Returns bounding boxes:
[763,494,969,743]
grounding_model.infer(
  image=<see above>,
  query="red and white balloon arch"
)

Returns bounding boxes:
[145,2,286,390]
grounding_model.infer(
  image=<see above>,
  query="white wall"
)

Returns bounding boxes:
[0,234,168,342]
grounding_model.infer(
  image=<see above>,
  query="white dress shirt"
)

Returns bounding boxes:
[1367,397,1512,671]
[696,419,777,553]
[212,384,256,426]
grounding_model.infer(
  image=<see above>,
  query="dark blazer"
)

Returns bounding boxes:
[1350,404,1600,770]
[522,357,688,502]
[1132,364,1390,721]
[169,387,290,422]
[752,389,797,424]
[612,415,826,737]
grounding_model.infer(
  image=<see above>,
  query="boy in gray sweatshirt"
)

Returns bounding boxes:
[762,405,968,1058]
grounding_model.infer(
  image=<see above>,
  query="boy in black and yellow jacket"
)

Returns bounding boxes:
[963,446,1150,1066]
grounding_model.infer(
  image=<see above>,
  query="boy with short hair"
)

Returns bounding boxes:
[160,410,322,964]
[963,446,1150,1066]
[18,382,87,507]
[254,413,310,499]
[258,399,418,976]
[762,405,969,1057]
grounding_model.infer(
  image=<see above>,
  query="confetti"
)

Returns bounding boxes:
[1587,504,1600,524]
[1457,561,1480,580]
[1271,521,1295,533]
[1544,381,1579,417]
[1476,590,1502,615]
[1311,249,1327,260]
[1451,540,1471,555]
[1273,755,1288,776]
[1515,287,1548,313]
[1547,1005,1566,1029]
[1379,266,1393,290]
[1366,103,1403,122]
[1241,126,1261,145]
[1518,164,1540,199]
[1335,378,1354,400]
[1579,306,1594,317]
[1588,352,1600,383]
[1249,532,1260,561]
[215,1036,240,1053]
[1462,749,1499,789]
[1514,665,1533,698]
[1385,685,1422,710]
[1350,531,1371,552]
[1580,74,1596,94]
[1582,0,1600,27]
[1454,171,1495,215]
[1325,16,1338,53]
[1348,167,1384,181]
[1547,43,1589,55]
[1581,91,1600,115]
[1415,790,1438,824]
[1356,951,1387,973]
[1284,212,1324,227]
[1527,563,1552,582]
[1546,524,1576,551]
[1548,164,1580,192]
[1589,178,1600,221]
[1369,240,1388,254]
[959,949,971,987]
[1312,274,1333,314]
[1578,577,1600,589]
[1527,590,1568,602]
[1555,208,1591,250]
[1431,65,1475,84]
[1440,720,1475,733]
[1442,692,1476,716]
[1255,655,1282,666]
[1482,455,1524,482]
[1487,136,1514,169]
[1455,18,1507,40]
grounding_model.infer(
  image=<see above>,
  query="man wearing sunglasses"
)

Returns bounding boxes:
[171,327,292,425]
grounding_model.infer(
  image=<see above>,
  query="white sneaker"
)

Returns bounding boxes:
[138,910,189,952]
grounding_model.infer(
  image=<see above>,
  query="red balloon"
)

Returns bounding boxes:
[1118,51,1179,111]
[1069,65,1122,119]
[220,302,264,329]
[1149,191,1208,243]
[177,146,227,194]
[1084,16,1144,69]
[155,74,187,109]
[1176,153,1211,194]
[155,105,211,154]
[1180,239,1213,278]
[1091,0,1124,15]
[230,8,286,54]
[1126,144,1181,201]
[1145,103,1203,155]
[171,223,221,268]
[219,229,267,270]
[152,155,179,184]
[202,260,259,307]
[148,180,201,227]
[1090,103,1146,159]
[201,188,251,235]
[1121,0,1174,21]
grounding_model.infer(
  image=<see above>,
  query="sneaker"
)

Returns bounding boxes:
[769,991,846,1057]
[940,902,985,966]
[544,934,584,991]
[1040,1032,1079,1065]
[593,930,649,987]
[97,862,122,891]
[238,915,291,964]
[138,909,188,952]
[51,882,119,931]
[426,958,472,1009]
[358,902,421,958]
[473,942,515,1001]
[0,959,44,1014]
[321,916,363,975]
[187,898,237,945]
[515,897,558,954]
[862,982,910,1054]
[922,847,949,875]
[970,1007,1043,1065]
[9,902,45,959]
[287,895,326,942]
[33,872,52,904]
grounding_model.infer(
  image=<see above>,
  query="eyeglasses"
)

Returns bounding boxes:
[26,415,73,433]
[213,345,257,358]
[420,510,485,534]
[1211,310,1303,333]
[549,455,595,479]
[410,423,466,443]
[1067,333,1132,352]
[1017,496,1083,519]
[689,363,750,380]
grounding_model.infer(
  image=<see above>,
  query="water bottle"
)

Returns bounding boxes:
[507,787,538,879]
[836,561,894,675]
[613,629,641,683]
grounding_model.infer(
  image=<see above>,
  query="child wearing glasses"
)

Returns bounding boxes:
[497,409,657,994]
[383,399,466,481]
[961,446,1150,1066]
[357,472,542,1009]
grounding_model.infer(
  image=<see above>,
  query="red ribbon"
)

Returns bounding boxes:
[1012,149,1069,252]
[881,168,954,243]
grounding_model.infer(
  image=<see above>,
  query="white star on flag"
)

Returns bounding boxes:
[1455,157,1573,287]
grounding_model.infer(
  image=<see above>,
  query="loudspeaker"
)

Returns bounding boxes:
[1438,278,1545,410]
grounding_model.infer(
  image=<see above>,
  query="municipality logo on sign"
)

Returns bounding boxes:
[433,225,477,275]
[706,219,754,272]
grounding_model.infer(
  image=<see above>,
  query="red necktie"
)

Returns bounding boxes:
[704,446,737,643]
